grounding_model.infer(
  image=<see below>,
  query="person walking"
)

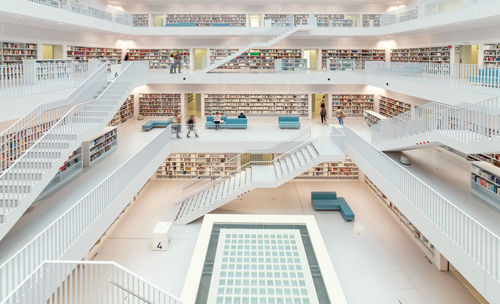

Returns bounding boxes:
[175,51,182,73]
[336,108,345,125]
[175,111,182,138]
[169,54,175,74]
[186,115,199,138]
[214,112,222,131]
[320,103,327,125]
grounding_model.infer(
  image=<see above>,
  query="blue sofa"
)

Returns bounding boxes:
[142,120,171,132]
[469,69,500,85]
[311,191,355,221]
[165,22,196,27]
[278,116,300,129]
[205,116,246,129]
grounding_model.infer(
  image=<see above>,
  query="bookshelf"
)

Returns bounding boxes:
[483,44,500,67]
[133,14,150,27]
[0,41,37,65]
[468,154,500,168]
[364,176,435,257]
[328,59,356,71]
[82,127,118,167]
[156,153,239,178]
[470,161,500,209]
[364,110,388,127]
[204,93,309,117]
[316,14,353,27]
[128,49,190,69]
[362,14,382,27]
[109,95,134,126]
[399,7,419,22]
[209,49,238,65]
[66,46,122,63]
[274,58,307,72]
[321,49,385,70]
[211,49,302,71]
[297,157,360,179]
[390,46,451,63]
[263,14,293,27]
[294,14,309,26]
[139,93,181,117]
[331,94,374,117]
[378,96,413,117]
[164,14,246,27]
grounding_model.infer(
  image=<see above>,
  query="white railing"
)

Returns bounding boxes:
[0,125,171,302]
[0,62,108,172]
[0,60,92,99]
[371,96,500,145]
[2,260,182,304]
[344,126,500,283]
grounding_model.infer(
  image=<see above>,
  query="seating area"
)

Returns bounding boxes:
[205,116,247,129]
[469,69,500,85]
[278,116,301,129]
[142,120,171,131]
[311,191,355,221]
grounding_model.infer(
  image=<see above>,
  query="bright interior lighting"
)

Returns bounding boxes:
[387,4,406,12]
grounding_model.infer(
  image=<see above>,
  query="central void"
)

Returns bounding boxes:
[197,224,330,304]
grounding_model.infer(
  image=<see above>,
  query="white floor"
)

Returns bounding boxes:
[92,179,479,304]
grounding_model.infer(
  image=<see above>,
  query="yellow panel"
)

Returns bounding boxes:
[41,45,53,60]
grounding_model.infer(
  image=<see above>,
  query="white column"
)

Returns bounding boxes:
[477,44,485,67]
[181,93,186,118]
[308,93,313,120]
[201,93,206,118]
[190,48,195,72]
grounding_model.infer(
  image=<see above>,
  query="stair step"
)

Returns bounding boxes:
[280,159,289,175]
[245,168,252,185]
[290,153,301,168]
[301,148,312,162]
[306,145,319,158]
[285,157,295,172]
[296,150,307,165]
[274,161,283,179]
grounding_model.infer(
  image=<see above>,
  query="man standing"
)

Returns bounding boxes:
[175,51,182,73]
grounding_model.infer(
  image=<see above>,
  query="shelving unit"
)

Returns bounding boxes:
[164,14,246,27]
[390,46,451,63]
[209,49,238,65]
[331,94,374,117]
[329,59,356,71]
[293,14,309,26]
[297,157,359,179]
[274,58,307,72]
[364,110,388,127]
[470,161,500,209]
[468,154,500,168]
[138,93,181,117]
[362,14,382,27]
[321,49,385,70]
[204,93,309,117]
[378,96,413,117]
[263,14,293,27]
[109,95,134,126]
[483,44,500,67]
[82,127,118,167]
[133,14,150,27]
[211,49,302,71]
[0,41,37,65]
[128,49,190,69]
[66,46,122,63]
[316,14,353,27]
[364,176,435,257]
[156,153,239,178]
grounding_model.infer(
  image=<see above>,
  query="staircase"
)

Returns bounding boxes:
[0,61,148,241]
[174,133,343,224]
[371,97,500,153]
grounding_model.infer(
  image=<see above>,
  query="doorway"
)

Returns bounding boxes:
[152,14,164,27]
[193,49,208,70]
[312,94,327,121]
[304,49,318,70]
[41,44,64,60]
[249,15,261,27]
[455,45,478,64]
[186,93,202,118]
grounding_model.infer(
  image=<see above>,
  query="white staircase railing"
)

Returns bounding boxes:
[0,125,171,302]
[2,260,182,304]
[371,96,500,152]
[0,62,109,172]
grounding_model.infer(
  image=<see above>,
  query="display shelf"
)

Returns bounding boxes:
[364,176,435,256]
[204,93,309,117]
[390,46,451,63]
[0,41,38,65]
[362,14,382,27]
[211,49,302,71]
[316,14,353,27]
[321,49,385,70]
[468,154,500,168]
[133,14,150,27]
[274,58,307,72]
[329,59,356,71]
[378,96,413,118]
[156,153,239,178]
[470,161,500,209]
[109,95,134,126]
[128,49,190,69]
[263,14,293,27]
[364,110,388,127]
[82,127,118,167]
[67,46,122,63]
[209,49,239,65]
[138,93,181,117]
[164,14,246,27]
[483,44,500,67]
[297,157,359,179]
[293,14,309,26]
[331,94,374,117]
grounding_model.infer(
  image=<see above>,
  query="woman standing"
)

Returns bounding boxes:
[169,54,175,74]
[336,108,345,125]
[320,103,327,125]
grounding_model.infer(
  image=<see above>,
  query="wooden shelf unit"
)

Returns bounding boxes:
[133,14,150,27]
[316,14,353,27]
[164,14,246,27]
[331,94,374,117]
[66,46,122,63]
[362,14,382,27]
[139,93,181,117]
[483,44,500,67]
[321,49,386,70]
[1,41,37,65]
[128,49,190,70]
[109,95,134,126]
[156,153,239,178]
[294,14,309,26]
[82,127,118,167]
[204,93,309,117]
[210,49,302,71]
[364,176,435,256]
[364,110,388,127]
[378,96,413,118]
[470,161,500,209]
[297,157,360,179]
[390,46,451,63]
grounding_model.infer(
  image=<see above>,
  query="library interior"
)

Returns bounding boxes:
[0,0,500,303]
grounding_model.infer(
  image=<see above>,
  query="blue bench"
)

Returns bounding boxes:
[213,23,230,27]
[278,116,300,129]
[206,116,246,129]
[165,22,196,27]
[142,120,171,132]
[469,69,500,85]
[311,191,355,221]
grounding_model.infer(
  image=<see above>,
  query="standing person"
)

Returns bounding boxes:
[336,108,345,125]
[169,54,175,74]
[214,112,222,131]
[175,51,182,73]
[320,103,327,125]
[175,111,182,138]
[186,115,199,138]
